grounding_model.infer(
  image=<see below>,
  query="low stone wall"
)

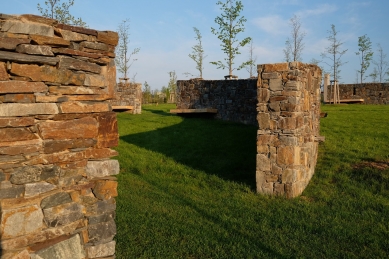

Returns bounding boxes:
[176,79,257,125]
[338,83,389,104]
[0,14,119,258]
[110,82,142,114]
[175,62,323,198]
[256,62,322,198]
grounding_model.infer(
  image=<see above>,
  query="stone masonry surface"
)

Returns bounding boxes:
[109,81,142,114]
[174,62,323,197]
[331,83,389,104]
[0,13,119,259]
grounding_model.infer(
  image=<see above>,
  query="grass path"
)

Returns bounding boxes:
[114,104,389,258]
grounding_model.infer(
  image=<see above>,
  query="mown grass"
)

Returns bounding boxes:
[114,103,389,258]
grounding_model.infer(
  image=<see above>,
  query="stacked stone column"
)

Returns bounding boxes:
[0,14,119,258]
[256,62,322,198]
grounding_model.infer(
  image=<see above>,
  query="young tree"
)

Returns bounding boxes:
[283,15,306,62]
[246,40,257,78]
[115,19,140,80]
[142,81,151,104]
[210,0,252,77]
[356,34,373,83]
[37,0,86,26]
[189,27,207,78]
[321,24,348,82]
[371,43,389,83]
[167,71,177,98]
[369,67,378,83]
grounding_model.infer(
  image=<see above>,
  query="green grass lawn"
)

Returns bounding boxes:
[114,103,389,258]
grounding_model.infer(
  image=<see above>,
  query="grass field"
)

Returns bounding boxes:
[114,103,389,258]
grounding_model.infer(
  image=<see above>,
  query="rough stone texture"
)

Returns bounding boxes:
[326,83,389,104]
[109,81,142,114]
[0,13,119,258]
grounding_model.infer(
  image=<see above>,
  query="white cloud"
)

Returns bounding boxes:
[297,4,337,18]
[252,15,288,35]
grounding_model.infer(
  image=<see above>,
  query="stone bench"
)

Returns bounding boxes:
[112,105,134,112]
[170,108,218,114]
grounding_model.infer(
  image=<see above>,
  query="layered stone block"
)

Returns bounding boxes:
[0,14,119,259]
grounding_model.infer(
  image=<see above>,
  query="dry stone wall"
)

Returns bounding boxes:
[176,79,257,125]
[0,14,119,259]
[110,81,142,114]
[337,83,389,104]
[175,62,323,198]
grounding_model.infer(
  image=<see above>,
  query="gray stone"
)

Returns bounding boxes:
[41,192,72,209]
[1,20,54,37]
[0,103,59,117]
[43,202,84,227]
[16,44,54,56]
[80,41,110,51]
[58,56,101,74]
[32,234,85,259]
[0,170,5,181]
[86,241,115,258]
[88,219,116,244]
[256,154,271,171]
[1,205,44,239]
[0,50,59,65]
[86,160,119,178]
[88,211,115,225]
[269,78,283,91]
[10,165,61,184]
[25,182,57,197]
[0,184,24,199]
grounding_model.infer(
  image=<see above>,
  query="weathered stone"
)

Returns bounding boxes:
[282,168,298,183]
[56,24,98,36]
[257,112,270,130]
[95,112,119,148]
[0,81,48,93]
[88,219,116,244]
[35,95,69,103]
[25,182,57,197]
[285,81,302,91]
[0,139,41,149]
[279,135,298,146]
[262,72,281,79]
[0,154,25,163]
[2,93,35,103]
[86,241,115,258]
[0,61,8,80]
[101,60,116,98]
[93,180,118,200]
[277,146,300,166]
[84,74,107,87]
[86,160,120,178]
[85,148,118,159]
[0,185,24,199]
[0,170,5,181]
[52,47,101,59]
[88,211,115,225]
[0,128,38,142]
[269,78,283,91]
[85,198,116,216]
[54,28,95,42]
[274,183,285,196]
[41,192,72,209]
[19,14,58,26]
[16,44,54,56]
[263,63,289,72]
[80,41,112,51]
[0,144,41,156]
[1,249,30,259]
[0,37,30,50]
[48,85,106,95]
[258,88,270,102]
[32,234,85,259]
[0,50,59,65]
[97,31,119,46]
[256,154,271,171]
[0,103,59,116]
[10,165,61,184]
[38,117,98,139]
[58,56,101,74]
[44,138,96,153]
[1,205,44,239]
[43,202,84,227]
[29,34,70,46]
[59,102,110,113]
[0,18,41,35]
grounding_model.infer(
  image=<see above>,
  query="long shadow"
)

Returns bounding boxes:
[120,115,258,189]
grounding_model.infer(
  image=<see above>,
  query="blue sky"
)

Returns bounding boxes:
[2,0,389,90]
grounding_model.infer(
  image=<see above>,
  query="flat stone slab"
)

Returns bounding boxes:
[325,98,364,104]
[112,106,134,112]
[170,108,218,114]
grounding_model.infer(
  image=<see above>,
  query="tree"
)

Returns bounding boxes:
[142,81,151,104]
[283,15,306,62]
[371,44,389,83]
[115,19,140,80]
[246,40,257,78]
[167,71,177,102]
[37,0,86,26]
[321,24,348,82]
[210,0,252,77]
[356,34,373,84]
[369,67,378,83]
[189,27,207,78]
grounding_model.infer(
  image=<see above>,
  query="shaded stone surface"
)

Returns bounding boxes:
[1,20,54,36]
[31,234,85,259]
[95,112,119,148]
[86,160,120,178]
[59,101,110,113]
[0,184,25,199]
[92,180,118,200]
[38,117,98,139]
[0,37,30,50]
[16,44,54,56]
[86,241,115,258]
[58,56,101,74]
[0,128,38,142]
[0,103,59,116]
[44,138,96,153]
[41,192,72,209]
[88,219,116,244]
[43,202,84,227]
[10,165,61,184]
[25,182,57,197]
[0,81,48,93]
[0,50,59,65]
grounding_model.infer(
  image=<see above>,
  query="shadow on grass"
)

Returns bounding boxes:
[141,106,173,117]
[120,114,258,189]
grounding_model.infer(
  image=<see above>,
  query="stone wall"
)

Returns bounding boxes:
[110,81,142,114]
[337,83,389,104]
[175,62,323,198]
[0,14,119,258]
[176,79,257,125]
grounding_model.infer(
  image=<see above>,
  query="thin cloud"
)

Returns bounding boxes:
[252,15,288,35]
[297,4,337,17]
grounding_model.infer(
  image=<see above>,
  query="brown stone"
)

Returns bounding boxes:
[282,168,298,183]
[1,249,30,259]
[35,95,69,103]
[95,112,119,148]
[262,72,281,79]
[0,103,59,116]
[80,41,112,52]
[0,145,41,156]
[58,56,101,74]
[0,50,59,65]
[0,61,8,80]
[85,148,118,159]
[263,63,289,72]
[59,102,110,113]
[38,116,98,139]
[0,38,31,50]
[97,31,119,46]
[257,134,275,145]
[269,78,283,91]
[93,180,118,200]
[256,154,271,171]
[0,81,48,93]
[0,117,34,127]
[3,94,35,103]
[279,117,297,130]
[257,88,270,102]
[65,94,112,102]
[257,112,270,130]
[101,60,116,97]
[48,86,106,95]
[20,14,58,26]
[16,44,54,56]
[1,20,54,36]
[56,23,98,36]
[274,183,285,196]
[54,28,96,42]
[30,34,70,46]
[0,128,38,142]
[84,74,107,87]
[51,47,101,59]
[44,138,96,153]
[277,146,300,166]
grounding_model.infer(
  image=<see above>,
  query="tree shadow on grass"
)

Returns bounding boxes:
[120,115,258,189]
